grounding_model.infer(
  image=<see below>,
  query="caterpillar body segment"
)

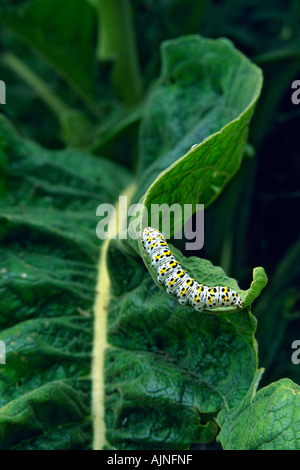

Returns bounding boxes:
[142,227,243,312]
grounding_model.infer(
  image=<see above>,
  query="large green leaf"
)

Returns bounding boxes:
[217,370,300,450]
[104,239,265,449]
[135,35,263,207]
[0,35,285,450]
[98,36,268,450]
[0,115,131,450]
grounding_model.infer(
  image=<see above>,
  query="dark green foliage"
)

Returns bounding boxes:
[0,0,299,450]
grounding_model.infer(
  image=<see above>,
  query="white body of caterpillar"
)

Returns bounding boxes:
[142,227,243,312]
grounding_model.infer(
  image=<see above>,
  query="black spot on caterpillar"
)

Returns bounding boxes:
[142,227,243,312]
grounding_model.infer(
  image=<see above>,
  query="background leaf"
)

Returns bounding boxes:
[217,369,300,450]
[1,0,98,109]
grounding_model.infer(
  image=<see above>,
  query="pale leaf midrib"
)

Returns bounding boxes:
[91,181,136,450]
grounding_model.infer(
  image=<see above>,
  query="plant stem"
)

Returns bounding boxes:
[2,52,95,148]
[95,0,143,105]
[2,52,70,118]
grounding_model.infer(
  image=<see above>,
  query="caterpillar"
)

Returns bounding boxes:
[142,227,243,312]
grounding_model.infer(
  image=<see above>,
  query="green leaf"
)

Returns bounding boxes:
[141,244,267,315]
[135,35,263,207]
[0,35,268,450]
[0,114,131,449]
[0,379,91,450]
[101,36,266,450]
[104,239,259,449]
[217,370,300,450]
